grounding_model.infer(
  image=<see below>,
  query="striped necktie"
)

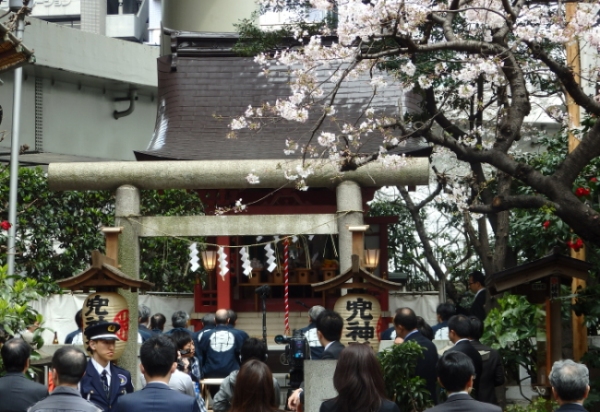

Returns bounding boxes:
[101,370,110,399]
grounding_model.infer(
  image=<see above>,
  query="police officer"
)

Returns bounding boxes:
[80,322,134,411]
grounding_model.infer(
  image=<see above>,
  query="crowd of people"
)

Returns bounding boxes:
[0,288,592,412]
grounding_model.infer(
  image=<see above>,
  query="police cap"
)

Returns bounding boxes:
[84,321,121,341]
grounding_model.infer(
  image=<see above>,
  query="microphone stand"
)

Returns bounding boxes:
[256,285,271,346]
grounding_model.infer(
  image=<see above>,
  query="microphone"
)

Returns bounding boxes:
[296,300,310,309]
[255,285,271,295]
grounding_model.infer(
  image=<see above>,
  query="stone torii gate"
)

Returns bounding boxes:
[48,157,429,381]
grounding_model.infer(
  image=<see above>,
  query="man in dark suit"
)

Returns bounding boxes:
[446,315,483,401]
[116,335,202,412]
[79,322,134,411]
[138,305,153,342]
[424,351,501,412]
[431,303,455,340]
[317,310,345,359]
[464,271,487,322]
[65,309,83,344]
[468,316,504,405]
[287,310,345,410]
[0,338,48,412]
[394,308,439,404]
[549,359,590,412]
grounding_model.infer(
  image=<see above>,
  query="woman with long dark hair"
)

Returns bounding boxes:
[320,344,400,412]
[229,359,282,412]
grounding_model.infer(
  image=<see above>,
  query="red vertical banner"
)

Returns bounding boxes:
[216,236,231,310]
[284,238,290,335]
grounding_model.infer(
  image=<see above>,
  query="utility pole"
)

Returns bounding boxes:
[565,2,587,361]
[6,1,27,280]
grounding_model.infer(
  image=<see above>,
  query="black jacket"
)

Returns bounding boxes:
[0,372,48,412]
[405,330,439,404]
[424,393,501,412]
[470,340,504,405]
[447,340,483,401]
[321,341,344,360]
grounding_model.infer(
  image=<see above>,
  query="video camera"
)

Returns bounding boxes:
[274,329,309,389]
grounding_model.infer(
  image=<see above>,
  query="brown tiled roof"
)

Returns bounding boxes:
[135,37,431,162]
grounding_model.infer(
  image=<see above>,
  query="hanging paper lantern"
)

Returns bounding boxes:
[82,292,129,359]
[334,293,381,352]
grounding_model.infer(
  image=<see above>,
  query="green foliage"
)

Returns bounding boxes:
[379,340,434,412]
[581,346,600,409]
[504,397,558,412]
[0,166,115,283]
[0,167,205,292]
[0,264,46,372]
[139,189,205,291]
[482,294,545,385]
[234,14,332,57]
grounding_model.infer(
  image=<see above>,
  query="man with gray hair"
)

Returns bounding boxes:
[138,305,152,342]
[549,360,590,411]
[299,305,325,359]
[166,311,192,336]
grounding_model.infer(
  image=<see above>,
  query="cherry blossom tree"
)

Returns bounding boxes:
[232,0,600,255]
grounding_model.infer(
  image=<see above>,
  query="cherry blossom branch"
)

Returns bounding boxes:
[554,119,600,185]
[398,184,446,283]
[525,40,600,116]
[469,194,556,213]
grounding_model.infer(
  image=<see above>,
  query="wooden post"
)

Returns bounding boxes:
[102,227,123,266]
[216,236,231,309]
[566,2,587,362]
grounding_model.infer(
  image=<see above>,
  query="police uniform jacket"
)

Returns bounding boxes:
[80,360,133,412]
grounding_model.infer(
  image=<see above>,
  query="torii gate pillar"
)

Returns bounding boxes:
[115,185,141,384]
[336,181,364,274]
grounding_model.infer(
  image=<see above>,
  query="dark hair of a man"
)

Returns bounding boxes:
[448,314,471,339]
[468,316,484,340]
[393,307,417,331]
[171,311,189,328]
[75,309,83,329]
[150,313,166,331]
[330,344,388,412]
[241,338,268,364]
[437,351,475,392]
[416,316,434,341]
[1,338,31,373]
[230,359,279,412]
[315,310,343,342]
[140,335,177,378]
[52,346,87,385]
[469,270,485,286]
[202,313,216,328]
[170,329,192,350]
[436,303,456,322]
[227,309,238,326]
